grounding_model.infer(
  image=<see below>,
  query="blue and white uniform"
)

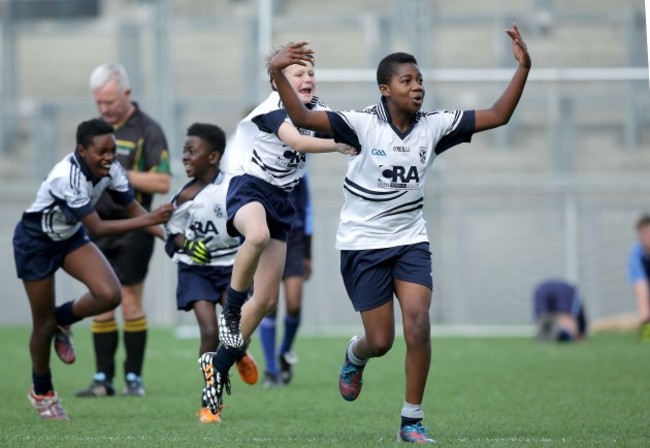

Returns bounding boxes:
[13,151,133,280]
[165,171,242,311]
[326,97,475,250]
[224,91,329,241]
[326,97,475,311]
[165,171,240,267]
[227,91,328,191]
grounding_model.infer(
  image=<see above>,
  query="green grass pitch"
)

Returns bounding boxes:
[0,326,648,447]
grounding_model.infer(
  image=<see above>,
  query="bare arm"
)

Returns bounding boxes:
[81,201,173,240]
[127,171,171,194]
[277,122,356,154]
[269,42,333,135]
[475,23,531,133]
[633,280,650,321]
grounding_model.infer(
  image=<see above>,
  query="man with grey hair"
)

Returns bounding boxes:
[76,63,171,398]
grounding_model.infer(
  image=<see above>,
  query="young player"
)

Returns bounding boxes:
[532,279,588,342]
[259,172,313,387]
[268,24,531,443]
[164,123,259,423]
[199,48,356,415]
[12,118,173,420]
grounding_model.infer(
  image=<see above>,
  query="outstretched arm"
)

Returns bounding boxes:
[475,23,531,133]
[277,122,356,154]
[82,201,173,240]
[269,42,333,135]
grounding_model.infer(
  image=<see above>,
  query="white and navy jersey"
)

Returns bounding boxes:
[22,151,133,241]
[165,171,240,267]
[326,97,475,250]
[225,91,329,191]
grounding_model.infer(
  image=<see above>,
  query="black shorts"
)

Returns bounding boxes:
[283,228,305,279]
[92,229,155,286]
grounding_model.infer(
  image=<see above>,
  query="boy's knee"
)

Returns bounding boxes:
[367,335,393,357]
[96,286,122,311]
[244,228,271,252]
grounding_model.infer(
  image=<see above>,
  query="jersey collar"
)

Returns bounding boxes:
[72,150,99,184]
[376,96,424,124]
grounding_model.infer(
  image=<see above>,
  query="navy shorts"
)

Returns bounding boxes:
[533,281,581,318]
[340,242,433,312]
[13,221,90,281]
[92,229,155,286]
[176,263,233,311]
[226,174,294,242]
[283,228,305,279]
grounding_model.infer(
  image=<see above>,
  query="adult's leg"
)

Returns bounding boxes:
[121,282,147,381]
[394,279,431,405]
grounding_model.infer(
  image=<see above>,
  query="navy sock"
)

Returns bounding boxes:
[32,369,54,395]
[214,345,244,377]
[280,314,301,355]
[54,300,82,327]
[224,286,248,315]
[260,317,278,374]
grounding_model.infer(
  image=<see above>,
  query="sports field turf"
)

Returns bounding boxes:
[0,326,647,447]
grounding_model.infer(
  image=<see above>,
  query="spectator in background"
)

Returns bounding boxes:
[627,214,650,342]
[76,63,172,398]
[259,172,313,387]
[533,279,588,342]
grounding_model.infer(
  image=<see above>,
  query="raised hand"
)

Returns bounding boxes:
[269,41,315,73]
[506,23,531,69]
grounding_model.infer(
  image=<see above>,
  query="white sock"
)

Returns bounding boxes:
[401,401,424,420]
[347,336,368,366]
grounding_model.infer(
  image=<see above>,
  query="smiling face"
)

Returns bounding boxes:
[78,133,117,179]
[182,135,219,181]
[281,61,316,104]
[380,62,425,115]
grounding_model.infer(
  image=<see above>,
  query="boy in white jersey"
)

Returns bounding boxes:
[164,123,259,423]
[12,119,173,420]
[199,48,356,415]
[269,24,531,443]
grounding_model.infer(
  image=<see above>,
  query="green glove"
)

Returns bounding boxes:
[183,238,210,264]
